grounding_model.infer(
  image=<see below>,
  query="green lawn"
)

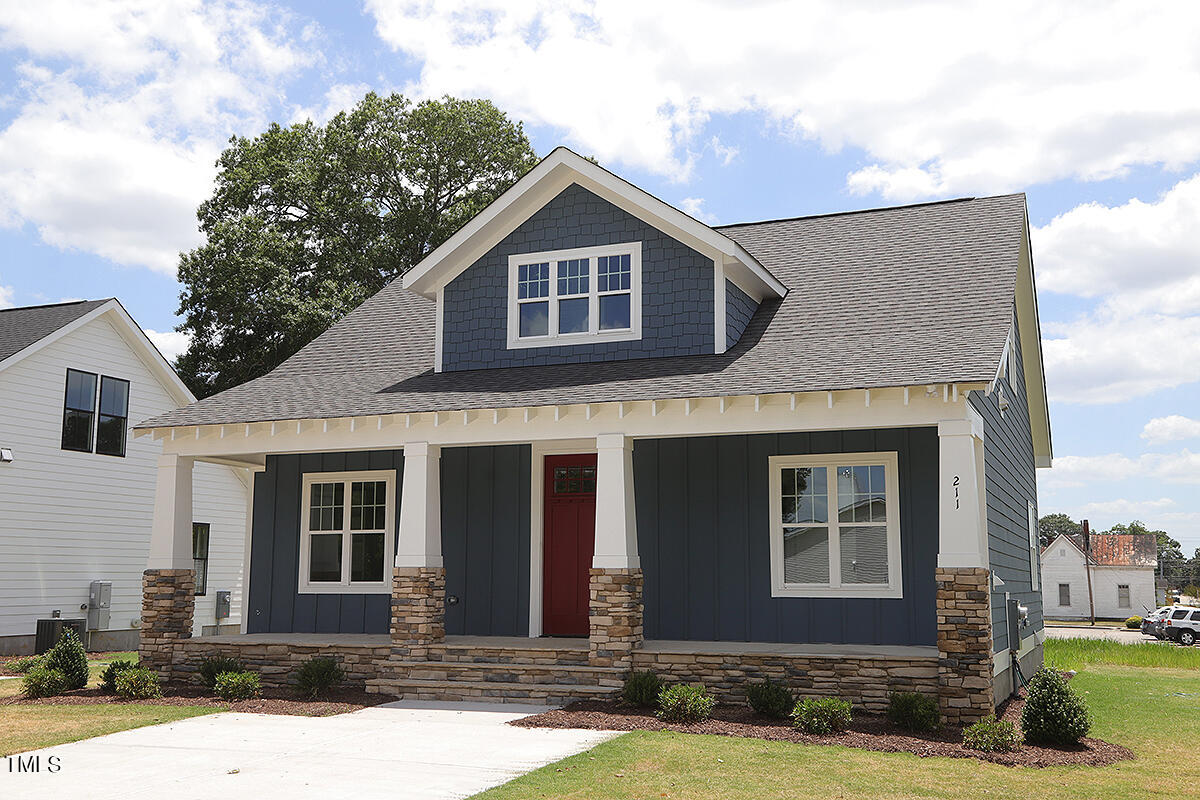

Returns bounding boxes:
[0,650,221,755]
[474,640,1200,800]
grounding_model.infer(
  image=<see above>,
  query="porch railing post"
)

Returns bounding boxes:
[141,453,196,678]
[590,433,643,668]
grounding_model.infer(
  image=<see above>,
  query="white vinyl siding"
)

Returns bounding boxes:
[0,314,247,640]
[1039,536,1157,619]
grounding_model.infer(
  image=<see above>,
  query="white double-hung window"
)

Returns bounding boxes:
[299,471,395,593]
[768,452,902,598]
[507,242,641,348]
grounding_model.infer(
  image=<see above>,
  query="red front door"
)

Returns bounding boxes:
[543,454,597,637]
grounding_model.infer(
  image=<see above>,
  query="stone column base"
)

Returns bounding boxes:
[936,566,995,725]
[139,569,196,676]
[589,567,643,668]
[391,567,446,659]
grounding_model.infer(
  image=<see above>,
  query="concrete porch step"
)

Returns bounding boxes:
[433,642,591,666]
[369,676,620,704]
[392,660,625,687]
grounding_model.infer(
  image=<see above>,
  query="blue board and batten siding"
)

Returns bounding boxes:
[969,312,1044,652]
[725,279,758,350]
[441,183,716,371]
[248,446,532,636]
[247,450,403,635]
[634,428,940,647]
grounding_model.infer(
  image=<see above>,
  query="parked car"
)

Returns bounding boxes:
[1162,607,1200,646]
[1142,606,1176,638]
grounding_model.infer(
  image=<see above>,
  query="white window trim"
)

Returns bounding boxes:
[298,470,396,594]
[767,451,903,599]
[1028,500,1039,591]
[506,241,642,349]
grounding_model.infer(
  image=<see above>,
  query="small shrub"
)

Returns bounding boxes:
[1125,616,1142,630]
[656,684,717,723]
[214,670,261,701]
[963,714,1020,753]
[5,654,45,674]
[100,659,137,693]
[791,697,852,735]
[44,629,89,690]
[23,666,68,698]
[115,667,163,700]
[622,670,663,708]
[745,680,794,719]
[294,656,345,699]
[886,691,940,732]
[198,655,243,689]
[1020,668,1091,746]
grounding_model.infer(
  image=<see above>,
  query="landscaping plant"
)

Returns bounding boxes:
[100,659,138,693]
[656,684,717,723]
[886,691,940,732]
[791,697,852,735]
[4,654,45,674]
[115,667,163,700]
[22,665,68,698]
[963,714,1020,753]
[44,629,89,690]
[198,655,244,689]
[745,680,794,719]
[294,656,345,699]
[214,671,261,701]
[1125,616,1142,630]
[622,670,663,708]
[1020,668,1092,746]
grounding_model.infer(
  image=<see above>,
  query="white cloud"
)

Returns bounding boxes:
[366,0,1200,195]
[0,0,318,273]
[1041,450,1200,490]
[0,283,13,309]
[1143,415,1200,445]
[291,81,371,125]
[1077,497,1176,517]
[679,197,718,225]
[143,328,191,362]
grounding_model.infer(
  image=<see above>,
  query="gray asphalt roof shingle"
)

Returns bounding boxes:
[0,299,112,364]
[137,194,1028,429]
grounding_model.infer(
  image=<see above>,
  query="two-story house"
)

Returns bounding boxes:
[133,148,1051,724]
[0,299,248,654]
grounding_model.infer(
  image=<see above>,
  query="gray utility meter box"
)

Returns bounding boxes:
[215,590,231,620]
[88,580,112,631]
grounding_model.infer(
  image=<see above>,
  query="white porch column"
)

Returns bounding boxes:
[396,441,443,568]
[146,453,195,569]
[936,411,989,568]
[593,433,639,569]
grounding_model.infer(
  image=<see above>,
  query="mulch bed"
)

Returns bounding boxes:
[510,695,1133,768]
[0,683,394,717]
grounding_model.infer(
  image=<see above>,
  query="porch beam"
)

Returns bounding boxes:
[146,453,194,569]
[593,433,639,569]
[395,442,443,568]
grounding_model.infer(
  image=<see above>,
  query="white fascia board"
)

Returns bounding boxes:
[402,147,786,301]
[1015,213,1053,467]
[150,384,984,460]
[0,300,118,376]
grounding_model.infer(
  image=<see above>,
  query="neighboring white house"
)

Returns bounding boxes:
[1040,533,1158,620]
[0,299,247,654]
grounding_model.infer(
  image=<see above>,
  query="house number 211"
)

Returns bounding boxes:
[953,476,960,509]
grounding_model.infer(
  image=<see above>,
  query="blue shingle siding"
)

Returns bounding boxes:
[634,428,939,646]
[725,279,758,349]
[968,313,1044,652]
[441,183,715,371]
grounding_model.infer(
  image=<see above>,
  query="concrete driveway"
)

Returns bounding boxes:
[3,700,619,800]
[1044,624,1157,643]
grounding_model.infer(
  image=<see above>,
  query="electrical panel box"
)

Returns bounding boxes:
[215,590,231,620]
[88,580,112,631]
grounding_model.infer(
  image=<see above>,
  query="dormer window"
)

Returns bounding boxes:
[507,242,642,348]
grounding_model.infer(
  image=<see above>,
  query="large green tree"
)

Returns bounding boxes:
[1038,512,1081,548]
[175,93,539,398]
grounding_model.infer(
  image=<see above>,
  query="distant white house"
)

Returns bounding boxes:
[0,299,247,654]
[1040,533,1158,620]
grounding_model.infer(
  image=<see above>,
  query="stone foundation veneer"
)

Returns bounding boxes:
[139,569,196,675]
[390,567,446,658]
[589,567,643,668]
[936,566,995,725]
[167,639,392,688]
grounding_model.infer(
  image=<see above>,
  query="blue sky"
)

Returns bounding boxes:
[0,1,1197,549]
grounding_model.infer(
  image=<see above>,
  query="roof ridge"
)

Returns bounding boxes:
[0,297,111,314]
[715,194,1026,230]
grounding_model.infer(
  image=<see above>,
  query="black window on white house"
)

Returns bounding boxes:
[61,368,129,456]
[1117,584,1130,608]
[1058,583,1071,606]
[193,523,210,596]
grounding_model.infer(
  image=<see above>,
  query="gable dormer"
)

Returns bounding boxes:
[402,148,785,373]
